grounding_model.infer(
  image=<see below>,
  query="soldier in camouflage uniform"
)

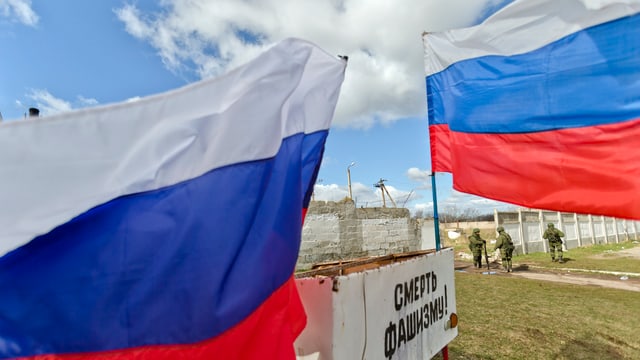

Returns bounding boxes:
[468,228,486,268]
[543,223,565,263]
[494,226,515,272]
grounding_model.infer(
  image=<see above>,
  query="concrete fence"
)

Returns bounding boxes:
[494,210,640,255]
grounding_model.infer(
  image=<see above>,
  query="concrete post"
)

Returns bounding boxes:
[574,213,582,247]
[558,211,567,251]
[518,209,526,254]
[588,214,595,245]
[539,210,548,253]
[622,219,629,242]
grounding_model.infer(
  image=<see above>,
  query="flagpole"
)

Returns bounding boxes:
[431,171,441,250]
[431,171,449,359]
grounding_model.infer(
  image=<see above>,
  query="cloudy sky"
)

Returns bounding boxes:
[0,0,517,215]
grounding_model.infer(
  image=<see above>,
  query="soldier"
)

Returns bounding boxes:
[494,226,515,272]
[543,223,565,263]
[468,228,486,268]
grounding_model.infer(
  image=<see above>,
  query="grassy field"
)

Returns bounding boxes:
[510,241,640,274]
[447,235,640,274]
[433,241,640,359]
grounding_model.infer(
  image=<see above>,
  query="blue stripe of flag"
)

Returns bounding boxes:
[427,13,640,133]
[0,131,326,358]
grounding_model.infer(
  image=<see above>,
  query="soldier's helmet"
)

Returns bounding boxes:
[473,228,480,233]
[497,226,504,232]
[548,223,554,228]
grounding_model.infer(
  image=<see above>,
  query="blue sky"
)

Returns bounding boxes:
[0,0,516,216]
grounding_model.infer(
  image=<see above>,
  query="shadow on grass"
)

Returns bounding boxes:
[512,264,529,272]
[545,257,574,264]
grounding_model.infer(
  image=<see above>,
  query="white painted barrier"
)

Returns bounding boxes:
[295,248,458,360]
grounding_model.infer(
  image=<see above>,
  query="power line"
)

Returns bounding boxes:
[400,189,415,207]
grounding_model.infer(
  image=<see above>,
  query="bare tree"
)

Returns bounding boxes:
[439,204,489,223]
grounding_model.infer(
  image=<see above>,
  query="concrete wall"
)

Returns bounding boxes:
[441,221,495,231]
[299,204,640,270]
[420,219,437,250]
[298,200,421,270]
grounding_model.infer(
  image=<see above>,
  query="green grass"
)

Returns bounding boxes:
[432,240,640,359]
[448,237,640,275]
[437,273,640,359]
[512,241,640,274]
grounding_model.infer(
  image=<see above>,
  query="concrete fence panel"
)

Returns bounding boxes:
[495,210,638,255]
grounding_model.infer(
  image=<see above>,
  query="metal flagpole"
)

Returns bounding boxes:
[431,171,441,250]
[431,171,448,359]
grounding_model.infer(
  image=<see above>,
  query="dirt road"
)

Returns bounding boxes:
[510,271,640,292]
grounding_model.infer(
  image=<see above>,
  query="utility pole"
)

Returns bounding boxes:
[347,162,356,200]
[374,179,396,208]
[375,179,386,207]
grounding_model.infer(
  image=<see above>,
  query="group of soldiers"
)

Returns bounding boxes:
[468,223,565,272]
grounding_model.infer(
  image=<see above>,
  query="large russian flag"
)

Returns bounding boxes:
[424,0,640,220]
[0,38,346,359]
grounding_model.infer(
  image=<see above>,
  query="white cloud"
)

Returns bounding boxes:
[0,0,38,26]
[413,201,434,213]
[313,181,422,210]
[407,167,431,183]
[25,89,72,115]
[441,189,517,214]
[77,95,98,106]
[114,4,153,39]
[125,96,142,103]
[313,183,348,202]
[109,0,516,215]
[115,0,509,129]
[20,89,101,117]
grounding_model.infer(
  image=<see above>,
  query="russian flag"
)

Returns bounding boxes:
[424,0,640,220]
[0,38,346,359]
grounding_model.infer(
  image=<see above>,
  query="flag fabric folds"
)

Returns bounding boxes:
[424,0,640,220]
[0,38,346,359]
